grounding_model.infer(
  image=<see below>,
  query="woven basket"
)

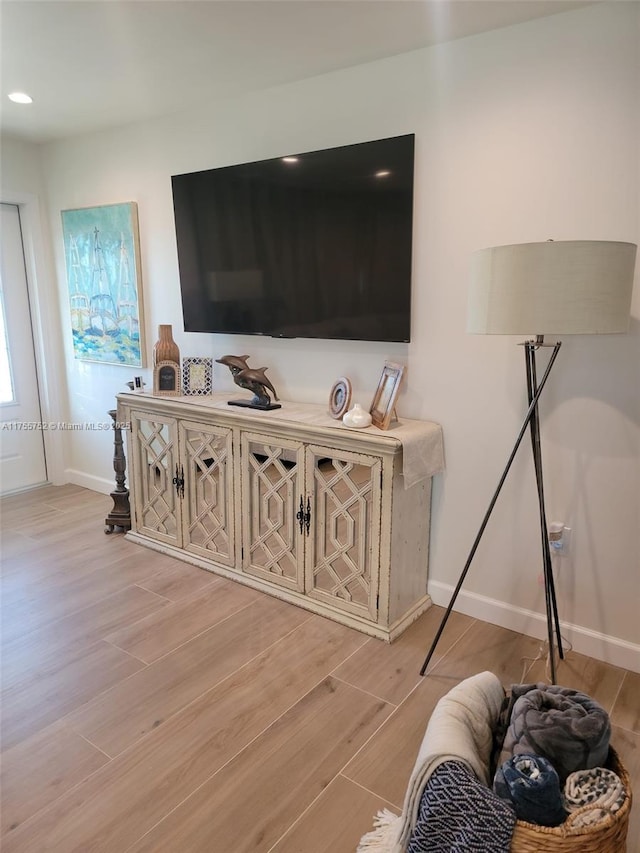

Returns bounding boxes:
[510,748,632,852]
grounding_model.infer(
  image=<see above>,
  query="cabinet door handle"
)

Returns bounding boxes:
[296,496,311,535]
[173,464,185,498]
[305,496,311,536]
[296,495,305,533]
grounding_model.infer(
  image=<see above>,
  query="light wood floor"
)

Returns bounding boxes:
[1,484,637,852]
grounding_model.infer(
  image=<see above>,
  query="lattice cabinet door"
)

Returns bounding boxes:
[179,420,235,567]
[240,431,305,591]
[305,445,382,620]
[130,411,181,545]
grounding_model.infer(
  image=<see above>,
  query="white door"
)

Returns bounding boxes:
[0,203,47,494]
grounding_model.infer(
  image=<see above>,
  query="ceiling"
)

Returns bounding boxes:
[1,0,594,143]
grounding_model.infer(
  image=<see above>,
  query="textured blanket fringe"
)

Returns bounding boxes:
[356,809,400,853]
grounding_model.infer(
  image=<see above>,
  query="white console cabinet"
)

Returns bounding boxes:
[117,392,443,641]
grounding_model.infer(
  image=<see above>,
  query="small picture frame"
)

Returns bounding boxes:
[370,362,404,430]
[328,377,352,419]
[183,357,213,395]
[153,360,181,396]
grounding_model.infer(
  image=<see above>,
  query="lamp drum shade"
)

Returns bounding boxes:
[468,240,637,335]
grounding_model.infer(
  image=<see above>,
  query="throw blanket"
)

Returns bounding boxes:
[563,766,627,829]
[357,671,505,853]
[494,753,566,826]
[406,760,516,852]
[495,683,610,783]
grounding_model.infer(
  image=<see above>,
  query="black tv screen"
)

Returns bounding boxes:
[171,134,414,342]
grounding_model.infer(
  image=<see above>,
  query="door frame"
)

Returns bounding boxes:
[1,191,65,485]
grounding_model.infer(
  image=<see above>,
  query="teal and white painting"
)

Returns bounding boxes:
[61,202,146,366]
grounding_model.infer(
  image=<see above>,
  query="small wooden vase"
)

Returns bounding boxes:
[153,324,180,367]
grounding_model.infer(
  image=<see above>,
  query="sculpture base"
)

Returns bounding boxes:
[228,399,282,411]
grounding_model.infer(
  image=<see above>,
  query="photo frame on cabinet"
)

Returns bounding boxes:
[370,362,404,430]
[328,377,352,419]
[182,357,213,395]
[153,360,181,396]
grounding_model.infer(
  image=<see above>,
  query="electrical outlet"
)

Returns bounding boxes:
[549,524,571,556]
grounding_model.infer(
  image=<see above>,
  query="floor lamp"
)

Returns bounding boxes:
[420,240,637,683]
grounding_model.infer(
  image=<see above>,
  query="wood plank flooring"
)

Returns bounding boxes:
[1,484,637,852]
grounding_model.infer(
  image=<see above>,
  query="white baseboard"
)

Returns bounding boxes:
[428,580,640,674]
[65,469,113,496]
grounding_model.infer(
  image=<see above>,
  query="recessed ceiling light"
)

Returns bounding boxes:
[8,92,33,104]
[281,156,299,164]
[375,170,391,178]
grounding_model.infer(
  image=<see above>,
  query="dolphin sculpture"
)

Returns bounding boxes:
[216,354,279,408]
[235,366,279,405]
[215,354,250,375]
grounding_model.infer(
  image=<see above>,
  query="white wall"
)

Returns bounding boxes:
[4,3,639,667]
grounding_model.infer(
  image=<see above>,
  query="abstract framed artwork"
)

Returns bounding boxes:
[61,202,146,366]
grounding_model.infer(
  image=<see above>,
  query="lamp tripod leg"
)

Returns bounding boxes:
[419,342,563,677]
[525,343,564,684]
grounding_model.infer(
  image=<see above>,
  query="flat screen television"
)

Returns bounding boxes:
[171,134,415,342]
